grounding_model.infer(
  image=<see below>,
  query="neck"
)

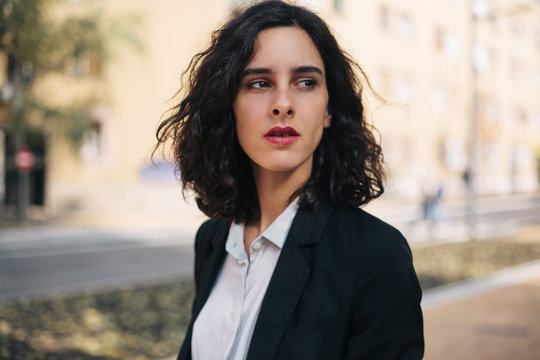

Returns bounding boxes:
[247,165,309,236]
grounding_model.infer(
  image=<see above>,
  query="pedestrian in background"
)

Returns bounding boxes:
[156,1,424,359]
[422,178,444,225]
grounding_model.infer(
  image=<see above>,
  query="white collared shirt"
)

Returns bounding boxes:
[192,200,299,360]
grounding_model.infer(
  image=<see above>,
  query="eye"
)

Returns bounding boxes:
[298,79,317,88]
[248,80,271,89]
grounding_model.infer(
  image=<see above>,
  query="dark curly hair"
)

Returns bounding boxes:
[156,0,385,222]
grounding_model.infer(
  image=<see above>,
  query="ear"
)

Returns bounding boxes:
[323,110,332,128]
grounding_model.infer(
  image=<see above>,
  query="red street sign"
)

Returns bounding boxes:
[15,146,35,173]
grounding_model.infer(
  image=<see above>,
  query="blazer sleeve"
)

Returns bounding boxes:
[345,227,424,359]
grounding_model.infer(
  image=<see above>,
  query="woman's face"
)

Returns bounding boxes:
[233,26,331,181]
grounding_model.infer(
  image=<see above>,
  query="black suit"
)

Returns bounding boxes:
[178,204,424,360]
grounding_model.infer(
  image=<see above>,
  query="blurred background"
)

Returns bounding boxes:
[1,0,539,233]
[0,0,539,359]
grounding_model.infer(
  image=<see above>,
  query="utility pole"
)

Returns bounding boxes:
[7,12,31,222]
[466,0,479,241]
[0,129,5,216]
[13,55,29,222]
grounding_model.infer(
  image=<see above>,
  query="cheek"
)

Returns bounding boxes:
[235,121,248,146]
[233,98,255,128]
[233,113,255,155]
[233,96,266,142]
[233,101,246,136]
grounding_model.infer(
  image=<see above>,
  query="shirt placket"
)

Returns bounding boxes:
[226,237,265,360]
[225,244,250,359]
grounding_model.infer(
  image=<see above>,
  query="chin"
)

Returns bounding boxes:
[252,155,313,175]
[260,161,310,174]
[264,165,298,173]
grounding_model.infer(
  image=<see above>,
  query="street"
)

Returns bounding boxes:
[0,243,194,301]
[0,194,539,301]
[0,228,195,301]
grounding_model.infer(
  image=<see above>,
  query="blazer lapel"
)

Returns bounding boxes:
[246,204,333,360]
[193,218,231,318]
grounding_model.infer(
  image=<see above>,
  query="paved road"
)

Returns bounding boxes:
[0,229,194,301]
[0,194,538,301]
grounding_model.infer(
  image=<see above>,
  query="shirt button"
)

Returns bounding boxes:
[252,242,261,250]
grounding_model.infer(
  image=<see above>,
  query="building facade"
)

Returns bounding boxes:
[1,0,539,220]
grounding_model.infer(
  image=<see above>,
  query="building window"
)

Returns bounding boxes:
[444,31,461,60]
[431,84,449,110]
[473,43,496,72]
[472,0,489,19]
[514,108,528,125]
[434,27,461,59]
[80,106,111,163]
[434,27,444,51]
[477,97,500,124]
[444,138,467,172]
[80,121,102,161]
[333,0,344,13]
[483,142,499,170]
[511,145,532,172]
[394,76,413,104]
[397,14,413,40]
[378,6,389,31]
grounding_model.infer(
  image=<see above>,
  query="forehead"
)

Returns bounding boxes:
[248,26,325,72]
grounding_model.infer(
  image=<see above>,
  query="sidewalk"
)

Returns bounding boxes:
[2,192,538,246]
[423,260,540,360]
[366,192,540,244]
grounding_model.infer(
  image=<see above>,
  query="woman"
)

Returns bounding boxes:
[156,1,424,359]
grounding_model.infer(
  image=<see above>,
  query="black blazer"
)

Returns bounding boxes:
[178,204,424,360]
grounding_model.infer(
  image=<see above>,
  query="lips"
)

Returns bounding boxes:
[264,126,299,145]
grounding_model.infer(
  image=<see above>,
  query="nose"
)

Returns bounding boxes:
[271,88,295,118]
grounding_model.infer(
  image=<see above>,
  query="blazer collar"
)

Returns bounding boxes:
[246,203,333,360]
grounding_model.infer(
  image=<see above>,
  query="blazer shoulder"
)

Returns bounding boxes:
[329,206,404,239]
[196,218,226,240]
[194,218,229,254]
[326,206,411,259]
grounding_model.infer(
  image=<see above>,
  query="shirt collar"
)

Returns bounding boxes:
[261,198,299,249]
[226,198,299,261]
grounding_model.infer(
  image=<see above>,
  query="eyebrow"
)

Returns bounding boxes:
[241,65,323,77]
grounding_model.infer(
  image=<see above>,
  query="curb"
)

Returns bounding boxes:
[421,259,540,309]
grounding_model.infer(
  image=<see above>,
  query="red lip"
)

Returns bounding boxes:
[264,126,299,145]
[264,126,299,136]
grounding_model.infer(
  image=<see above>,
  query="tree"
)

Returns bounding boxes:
[0,0,140,219]
[1,0,140,142]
